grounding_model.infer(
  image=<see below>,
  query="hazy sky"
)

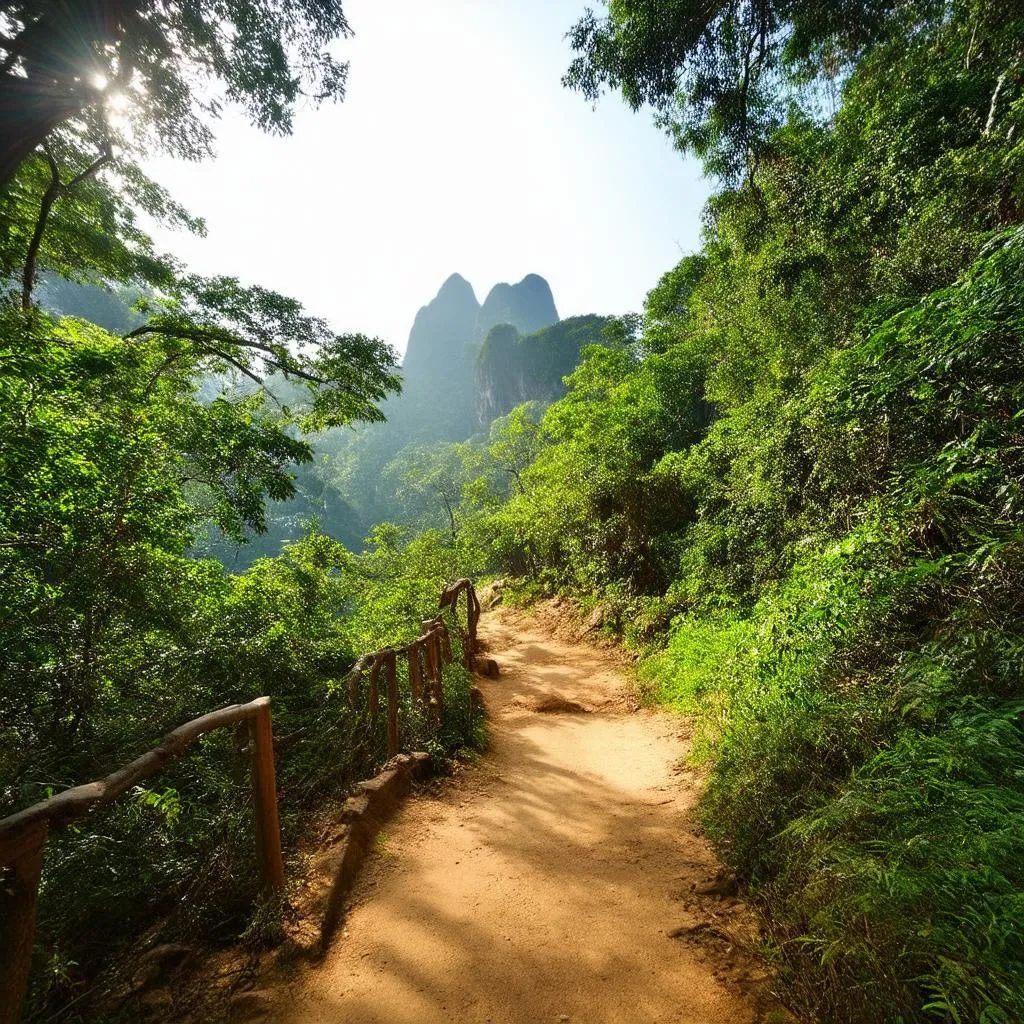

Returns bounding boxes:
[144,0,710,357]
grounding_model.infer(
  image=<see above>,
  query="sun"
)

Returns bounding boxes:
[106,90,131,113]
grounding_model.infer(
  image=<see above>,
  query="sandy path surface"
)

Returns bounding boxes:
[268,604,777,1024]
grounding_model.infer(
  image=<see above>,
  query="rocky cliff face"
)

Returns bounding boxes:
[474,314,610,426]
[396,272,560,439]
[395,272,603,431]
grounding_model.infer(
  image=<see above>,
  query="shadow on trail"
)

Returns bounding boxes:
[271,610,769,1024]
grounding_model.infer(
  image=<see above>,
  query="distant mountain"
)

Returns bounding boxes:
[200,269,605,563]
[475,273,558,341]
[475,314,611,425]
[401,272,480,386]
[396,272,559,441]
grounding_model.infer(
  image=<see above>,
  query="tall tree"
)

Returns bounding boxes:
[563,0,954,180]
[0,0,351,187]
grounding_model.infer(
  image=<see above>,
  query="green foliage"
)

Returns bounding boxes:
[605,231,1024,1022]
[0,4,458,1015]
[0,295,474,1017]
[0,139,202,298]
[5,1,1024,1022]
[475,7,1024,1022]
[563,0,980,182]
[0,2,352,186]
[491,329,708,594]
[7,516,484,1017]
[129,274,401,431]
[385,442,486,539]
[488,401,545,495]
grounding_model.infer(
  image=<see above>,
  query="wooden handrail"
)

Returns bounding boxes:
[0,579,481,1024]
[0,698,269,840]
[0,696,284,1024]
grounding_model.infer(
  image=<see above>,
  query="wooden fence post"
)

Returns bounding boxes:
[250,699,284,894]
[439,621,453,665]
[0,821,48,1024]
[368,657,381,734]
[408,641,422,704]
[385,653,399,758]
[347,664,360,708]
[433,632,445,723]
[468,588,480,648]
[423,631,439,730]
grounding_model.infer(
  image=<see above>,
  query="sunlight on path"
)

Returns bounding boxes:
[267,604,776,1024]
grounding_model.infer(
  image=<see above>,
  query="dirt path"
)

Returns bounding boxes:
[268,603,779,1024]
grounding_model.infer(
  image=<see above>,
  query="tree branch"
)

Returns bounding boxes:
[203,347,272,393]
[127,322,336,391]
[21,141,113,310]
[21,145,61,311]
[67,142,113,188]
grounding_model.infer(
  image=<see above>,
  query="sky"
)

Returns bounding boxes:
[144,0,710,358]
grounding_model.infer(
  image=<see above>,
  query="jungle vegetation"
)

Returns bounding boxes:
[1,2,1022,1022]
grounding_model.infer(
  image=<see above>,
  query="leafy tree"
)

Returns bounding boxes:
[386,441,491,539]
[127,275,401,430]
[0,137,202,308]
[0,1,352,187]
[488,402,545,494]
[563,0,1002,181]
[493,339,708,593]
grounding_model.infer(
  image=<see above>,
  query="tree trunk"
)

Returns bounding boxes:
[0,0,134,189]
[0,78,83,190]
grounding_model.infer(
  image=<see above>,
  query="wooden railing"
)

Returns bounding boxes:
[0,579,480,1024]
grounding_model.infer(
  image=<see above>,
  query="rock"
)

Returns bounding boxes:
[694,870,739,897]
[478,579,505,609]
[718,918,762,949]
[139,943,193,969]
[474,656,500,678]
[230,989,273,1021]
[132,943,194,992]
[581,603,616,635]
[530,695,589,714]
[340,795,369,822]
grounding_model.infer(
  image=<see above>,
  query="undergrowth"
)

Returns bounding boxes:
[11,531,483,1021]
[642,235,1024,1023]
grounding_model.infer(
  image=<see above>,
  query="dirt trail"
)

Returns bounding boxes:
[268,603,779,1024]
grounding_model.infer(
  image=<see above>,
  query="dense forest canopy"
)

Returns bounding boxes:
[2,1,1023,1022]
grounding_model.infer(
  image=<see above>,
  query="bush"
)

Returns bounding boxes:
[649,235,1024,1023]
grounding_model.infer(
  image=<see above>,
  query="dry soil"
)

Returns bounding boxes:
[266,603,782,1024]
